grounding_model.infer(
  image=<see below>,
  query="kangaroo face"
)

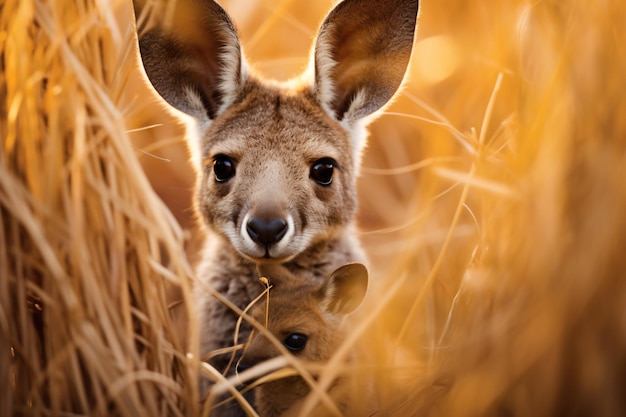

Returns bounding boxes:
[196,84,358,261]
[134,0,419,262]
[238,263,368,415]
[241,263,368,368]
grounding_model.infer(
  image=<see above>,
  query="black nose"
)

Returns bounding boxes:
[246,217,288,246]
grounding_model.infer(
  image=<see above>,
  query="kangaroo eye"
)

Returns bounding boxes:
[310,158,336,186]
[284,333,308,352]
[213,155,236,182]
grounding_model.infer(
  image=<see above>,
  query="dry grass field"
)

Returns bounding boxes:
[2,0,625,416]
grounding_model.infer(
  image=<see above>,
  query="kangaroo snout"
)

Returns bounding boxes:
[240,204,296,259]
[246,216,287,246]
[233,161,302,259]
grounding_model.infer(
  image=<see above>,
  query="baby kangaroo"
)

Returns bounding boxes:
[133,0,418,402]
[240,263,369,417]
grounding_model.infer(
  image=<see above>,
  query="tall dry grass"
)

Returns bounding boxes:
[2,0,626,416]
[1,0,199,416]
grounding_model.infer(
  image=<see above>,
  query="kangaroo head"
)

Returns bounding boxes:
[241,263,368,367]
[238,263,367,415]
[134,0,419,261]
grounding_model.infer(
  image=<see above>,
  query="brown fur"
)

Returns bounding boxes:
[240,263,368,417]
[132,0,418,412]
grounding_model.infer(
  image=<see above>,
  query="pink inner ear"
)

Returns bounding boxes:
[325,263,368,314]
[135,0,244,121]
[312,0,418,121]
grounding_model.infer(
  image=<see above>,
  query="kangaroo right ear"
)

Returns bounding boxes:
[320,263,369,315]
[312,0,419,123]
[133,0,245,123]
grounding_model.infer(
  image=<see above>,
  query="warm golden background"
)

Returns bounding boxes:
[2,0,625,416]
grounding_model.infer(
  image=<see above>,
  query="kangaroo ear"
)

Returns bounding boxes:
[312,0,419,123]
[133,0,245,123]
[321,263,368,315]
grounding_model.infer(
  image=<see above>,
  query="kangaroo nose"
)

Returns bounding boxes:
[246,217,288,246]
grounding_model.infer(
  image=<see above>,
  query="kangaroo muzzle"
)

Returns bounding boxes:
[240,208,296,259]
[246,216,288,246]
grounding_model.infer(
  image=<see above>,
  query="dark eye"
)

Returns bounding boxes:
[310,158,336,186]
[284,333,308,352]
[213,155,236,182]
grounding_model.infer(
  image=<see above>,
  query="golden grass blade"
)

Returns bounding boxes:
[200,362,260,417]
[3,0,626,416]
[1,0,198,415]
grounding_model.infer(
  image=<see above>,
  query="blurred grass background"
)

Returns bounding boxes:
[2,0,626,415]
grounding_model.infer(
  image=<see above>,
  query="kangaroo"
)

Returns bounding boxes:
[132,0,418,409]
[238,263,369,417]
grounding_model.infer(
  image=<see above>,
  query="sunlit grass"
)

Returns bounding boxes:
[2,0,626,416]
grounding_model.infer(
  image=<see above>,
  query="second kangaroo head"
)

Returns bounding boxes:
[240,263,368,416]
[195,86,360,261]
[244,262,368,365]
[135,0,419,262]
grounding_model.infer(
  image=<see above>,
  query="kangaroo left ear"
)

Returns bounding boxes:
[312,0,419,123]
[133,0,246,123]
[320,263,369,315]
